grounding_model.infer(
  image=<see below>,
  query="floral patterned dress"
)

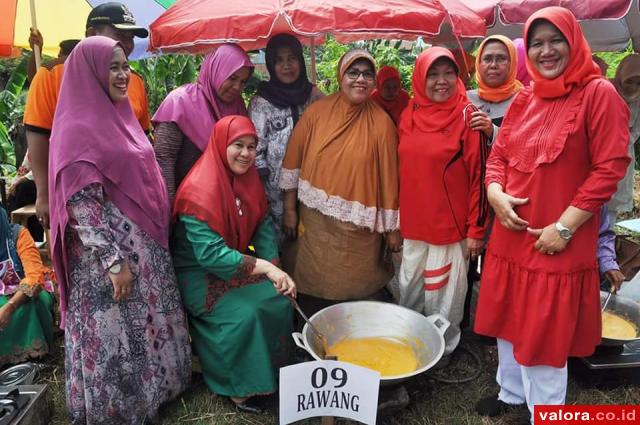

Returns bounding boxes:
[64,183,191,425]
[248,91,323,248]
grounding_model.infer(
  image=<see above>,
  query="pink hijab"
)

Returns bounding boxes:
[513,38,532,86]
[152,44,254,151]
[49,36,170,325]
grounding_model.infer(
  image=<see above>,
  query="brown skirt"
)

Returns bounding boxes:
[283,205,393,300]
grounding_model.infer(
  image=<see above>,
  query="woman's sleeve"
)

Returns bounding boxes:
[597,206,619,274]
[376,116,400,232]
[251,216,279,264]
[154,122,184,203]
[181,215,257,281]
[571,82,632,213]
[15,227,46,297]
[464,122,489,239]
[66,183,122,271]
[279,104,314,191]
[248,96,270,178]
[485,124,509,188]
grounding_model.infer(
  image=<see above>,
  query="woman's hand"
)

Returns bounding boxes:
[470,110,494,139]
[283,209,298,240]
[266,266,297,298]
[35,194,50,229]
[28,28,43,51]
[7,176,27,198]
[488,183,529,231]
[0,302,16,331]
[109,262,134,302]
[527,224,569,256]
[386,230,403,253]
[605,269,625,291]
[466,238,484,259]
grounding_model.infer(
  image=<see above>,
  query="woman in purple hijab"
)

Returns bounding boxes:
[48,36,191,424]
[153,44,255,203]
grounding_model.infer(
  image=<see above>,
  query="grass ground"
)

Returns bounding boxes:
[40,329,640,425]
[29,173,640,424]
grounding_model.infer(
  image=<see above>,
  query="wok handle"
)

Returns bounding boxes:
[425,313,451,337]
[292,332,314,356]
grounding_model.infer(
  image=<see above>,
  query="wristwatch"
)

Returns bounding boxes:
[108,261,122,274]
[555,222,573,241]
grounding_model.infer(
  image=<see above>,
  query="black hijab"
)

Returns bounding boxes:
[257,33,313,124]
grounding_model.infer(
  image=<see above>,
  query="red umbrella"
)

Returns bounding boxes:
[460,0,640,51]
[149,0,487,53]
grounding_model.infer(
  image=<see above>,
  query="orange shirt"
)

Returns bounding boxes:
[24,63,151,133]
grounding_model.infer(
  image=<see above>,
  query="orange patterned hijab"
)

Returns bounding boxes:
[476,35,523,103]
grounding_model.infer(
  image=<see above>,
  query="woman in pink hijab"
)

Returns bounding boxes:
[48,36,191,424]
[153,44,255,203]
[513,38,532,86]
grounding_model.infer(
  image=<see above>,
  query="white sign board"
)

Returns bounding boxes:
[279,360,380,425]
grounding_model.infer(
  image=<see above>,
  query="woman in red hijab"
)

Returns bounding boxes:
[474,8,630,421]
[398,47,488,360]
[172,115,296,413]
[371,65,409,124]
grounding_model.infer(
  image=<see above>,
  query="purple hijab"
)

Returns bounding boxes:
[152,44,254,151]
[49,36,170,325]
[513,38,532,86]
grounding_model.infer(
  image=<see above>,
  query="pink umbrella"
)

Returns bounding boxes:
[460,0,640,51]
[149,0,487,53]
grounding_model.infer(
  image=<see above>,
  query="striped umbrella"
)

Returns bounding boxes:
[0,0,175,59]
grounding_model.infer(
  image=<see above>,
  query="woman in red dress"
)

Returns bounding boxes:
[474,7,630,422]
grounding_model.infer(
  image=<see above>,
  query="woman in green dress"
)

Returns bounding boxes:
[172,115,296,413]
[0,208,55,366]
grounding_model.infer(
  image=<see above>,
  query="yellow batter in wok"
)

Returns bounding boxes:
[325,337,419,376]
[602,311,638,340]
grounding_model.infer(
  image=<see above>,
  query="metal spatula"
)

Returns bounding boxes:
[601,285,617,312]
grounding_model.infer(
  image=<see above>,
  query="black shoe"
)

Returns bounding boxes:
[475,394,525,417]
[232,398,263,414]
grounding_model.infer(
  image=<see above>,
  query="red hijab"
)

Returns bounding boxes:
[525,7,602,99]
[371,66,409,124]
[399,47,469,135]
[173,115,268,251]
[497,7,607,173]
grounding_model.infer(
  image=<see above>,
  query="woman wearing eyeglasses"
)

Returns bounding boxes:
[467,36,524,144]
[461,36,524,329]
[397,47,489,360]
[279,49,401,317]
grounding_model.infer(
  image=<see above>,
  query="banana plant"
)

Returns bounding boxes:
[0,52,28,173]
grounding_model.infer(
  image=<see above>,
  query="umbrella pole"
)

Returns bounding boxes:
[29,0,41,68]
[310,37,316,85]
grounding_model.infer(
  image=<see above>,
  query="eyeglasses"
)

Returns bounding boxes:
[481,55,509,65]
[345,69,376,81]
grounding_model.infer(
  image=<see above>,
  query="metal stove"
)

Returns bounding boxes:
[570,341,640,387]
[0,385,49,425]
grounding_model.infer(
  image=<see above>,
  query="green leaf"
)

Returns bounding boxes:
[0,121,16,167]
[4,54,28,97]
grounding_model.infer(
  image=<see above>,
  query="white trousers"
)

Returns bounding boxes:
[497,338,568,423]
[398,239,468,355]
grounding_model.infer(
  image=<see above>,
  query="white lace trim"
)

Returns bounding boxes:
[279,168,300,190]
[298,179,399,233]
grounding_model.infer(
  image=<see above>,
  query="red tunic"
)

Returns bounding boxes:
[474,80,630,367]
[399,106,488,245]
